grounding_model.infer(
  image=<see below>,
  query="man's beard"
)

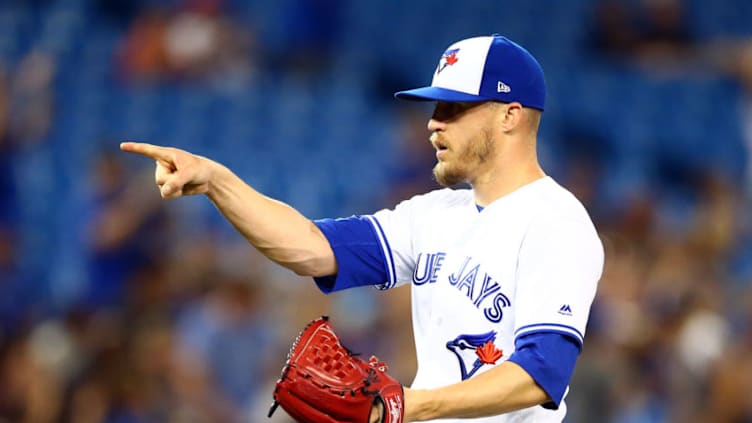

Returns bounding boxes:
[432,129,495,187]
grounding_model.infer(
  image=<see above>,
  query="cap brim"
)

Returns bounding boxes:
[394,86,489,102]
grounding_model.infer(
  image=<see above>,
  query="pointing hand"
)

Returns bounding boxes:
[120,142,214,199]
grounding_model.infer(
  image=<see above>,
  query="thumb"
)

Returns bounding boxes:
[370,401,384,423]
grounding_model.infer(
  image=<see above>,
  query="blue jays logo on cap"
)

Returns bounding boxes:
[436,48,460,74]
[446,331,503,380]
[395,34,546,110]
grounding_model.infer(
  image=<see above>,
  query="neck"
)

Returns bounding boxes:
[471,136,546,207]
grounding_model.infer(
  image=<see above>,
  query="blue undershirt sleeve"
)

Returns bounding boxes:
[507,332,581,409]
[312,216,388,293]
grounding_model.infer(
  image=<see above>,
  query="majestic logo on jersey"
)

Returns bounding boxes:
[446,331,503,380]
[436,48,460,74]
[558,304,573,316]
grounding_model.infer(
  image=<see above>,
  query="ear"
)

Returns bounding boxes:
[498,102,523,132]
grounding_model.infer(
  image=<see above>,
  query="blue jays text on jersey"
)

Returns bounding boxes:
[413,252,511,323]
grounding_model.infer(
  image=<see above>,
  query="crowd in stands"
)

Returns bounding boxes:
[1,0,752,422]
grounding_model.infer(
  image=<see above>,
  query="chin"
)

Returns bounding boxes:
[433,164,466,187]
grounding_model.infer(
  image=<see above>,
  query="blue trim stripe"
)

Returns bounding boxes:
[366,216,396,290]
[515,324,584,345]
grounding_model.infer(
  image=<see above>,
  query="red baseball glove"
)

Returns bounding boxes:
[269,316,404,423]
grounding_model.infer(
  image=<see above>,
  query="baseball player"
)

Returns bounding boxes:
[121,35,603,422]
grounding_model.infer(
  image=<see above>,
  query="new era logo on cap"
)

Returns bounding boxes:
[395,34,546,110]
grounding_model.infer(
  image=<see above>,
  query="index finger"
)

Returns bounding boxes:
[120,142,174,163]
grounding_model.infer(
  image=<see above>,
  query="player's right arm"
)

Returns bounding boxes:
[119,142,337,277]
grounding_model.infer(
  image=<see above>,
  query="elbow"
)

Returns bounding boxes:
[273,252,336,278]
[289,223,337,277]
[288,260,316,277]
[292,267,319,277]
[292,268,311,277]
[259,221,337,277]
[291,257,337,278]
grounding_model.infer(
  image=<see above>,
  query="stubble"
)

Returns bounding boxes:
[433,126,495,187]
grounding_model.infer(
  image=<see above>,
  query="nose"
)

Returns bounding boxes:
[427,118,446,132]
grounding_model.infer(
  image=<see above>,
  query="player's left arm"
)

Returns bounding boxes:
[404,361,547,420]
[398,330,578,421]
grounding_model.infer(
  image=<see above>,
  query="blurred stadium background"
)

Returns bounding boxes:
[1,0,752,422]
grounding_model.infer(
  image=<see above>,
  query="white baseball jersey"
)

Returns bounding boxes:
[363,176,603,422]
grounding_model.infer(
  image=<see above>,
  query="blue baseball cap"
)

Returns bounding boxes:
[394,35,546,110]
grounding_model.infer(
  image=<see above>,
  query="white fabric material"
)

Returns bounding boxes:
[370,177,604,423]
[430,36,493,95]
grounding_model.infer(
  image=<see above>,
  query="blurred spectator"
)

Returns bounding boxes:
[117,1,255,87]
[588,0,696,64]
[116,8,171,83]
[173,271,275,421]
[0,50,58,312]
[6,51,55,146]
[1,1,752,423]
[0,324,70,423]
[84,152,169,309]
[706,291,752,423]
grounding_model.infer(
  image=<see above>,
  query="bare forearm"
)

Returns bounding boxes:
[205,161,336,276]
[406,362,549,421]
[119,142,337,276]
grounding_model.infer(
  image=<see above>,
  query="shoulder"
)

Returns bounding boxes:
[393,186,473,211]
[513,179,605,273]
[525,177,602,243]
[531,178,595,221]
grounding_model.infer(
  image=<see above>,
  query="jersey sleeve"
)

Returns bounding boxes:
[507,332,580,409]
[313,216,389,293]
[513,216,604,348]
[312,194,425,292]
[368,197,422,289]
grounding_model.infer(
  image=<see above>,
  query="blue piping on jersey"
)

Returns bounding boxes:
[514,323,584,346]
[366,215,397,290]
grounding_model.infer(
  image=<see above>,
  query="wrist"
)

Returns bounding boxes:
[404,388,437,422]
[204,158,228,199]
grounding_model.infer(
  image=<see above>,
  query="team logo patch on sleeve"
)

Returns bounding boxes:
[446,331,503,380]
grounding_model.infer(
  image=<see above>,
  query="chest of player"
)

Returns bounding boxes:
[410,205,530,325]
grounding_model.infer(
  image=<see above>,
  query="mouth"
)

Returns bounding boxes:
[433,142,448,160]
[431,136,449,153]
